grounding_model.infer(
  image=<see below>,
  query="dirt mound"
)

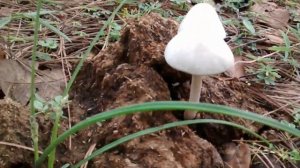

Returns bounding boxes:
[72,13,223,167]
[71,12,274,167]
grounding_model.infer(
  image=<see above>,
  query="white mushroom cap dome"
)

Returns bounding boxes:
[164,32,234,75]
[178,3,226,39]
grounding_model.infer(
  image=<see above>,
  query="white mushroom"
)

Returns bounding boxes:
[178,3,226,39]
[164,3,234,120]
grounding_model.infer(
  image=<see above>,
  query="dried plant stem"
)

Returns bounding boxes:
[80,143,96,168]
[0,141,43,154]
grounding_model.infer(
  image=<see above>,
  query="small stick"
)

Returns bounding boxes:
[0,141,43,154]
[81,143,97,168]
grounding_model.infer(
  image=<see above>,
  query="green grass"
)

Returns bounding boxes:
[30,0,43,161]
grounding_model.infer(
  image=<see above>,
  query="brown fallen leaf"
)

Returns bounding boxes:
[263,31,284,45]
[251,0,290,29]
[221,142,251,168]
[0,60,65,105]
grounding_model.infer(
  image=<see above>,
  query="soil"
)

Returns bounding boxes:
[0,99,32,167]
[0,12,298,168]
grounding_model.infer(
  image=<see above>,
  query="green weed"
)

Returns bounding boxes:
[256,64,281,85]
[170,0,189,11]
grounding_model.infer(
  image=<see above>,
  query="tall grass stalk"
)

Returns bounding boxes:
[48,109,63,168]
[46,0,128,167]
[30,0,43,161]
[62,0,127,96]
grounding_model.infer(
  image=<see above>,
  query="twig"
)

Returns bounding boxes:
[0,141,43,154]
[80,143,96,168]
[231,38,267,50]
[234,51,279,65]
[58,36,73,150]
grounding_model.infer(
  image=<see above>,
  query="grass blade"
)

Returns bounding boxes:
[35,101,300,167]
[30,0,43,161]
[281,30,291,60]
[242,17,255,35]
[62,0,127,96]
[0,16,11,29]
[40,19,71,42]
[289,26,300,42]
[22,10,56,18]
[35,0,128,167]
[73,119,269,168]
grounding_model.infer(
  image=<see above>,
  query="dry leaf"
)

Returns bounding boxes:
[221,142,251,168]
[251,0,290,29]
[0,60,64,105]
[264,33,284,45]
[35,68,65,101]
[257,29,284,45]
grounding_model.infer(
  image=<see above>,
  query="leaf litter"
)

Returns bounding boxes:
[0,60,64,105]
[251,0,290,29]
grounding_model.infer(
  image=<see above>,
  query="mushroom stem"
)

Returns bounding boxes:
[184,75,203,120]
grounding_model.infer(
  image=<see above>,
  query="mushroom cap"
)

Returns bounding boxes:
[164,32,234,76]
[178,3,226,39]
